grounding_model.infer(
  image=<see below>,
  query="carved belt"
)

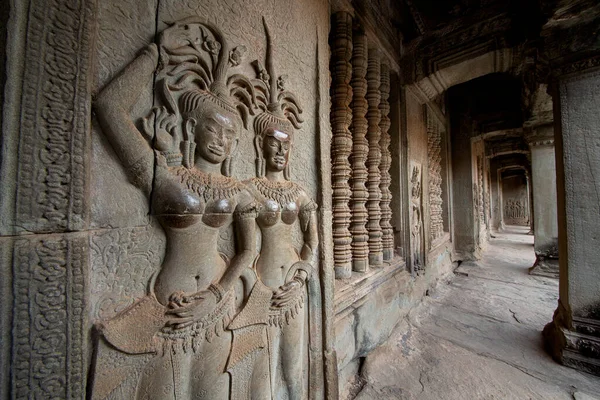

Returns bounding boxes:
[156,290,235,355]
[100,291,234,356]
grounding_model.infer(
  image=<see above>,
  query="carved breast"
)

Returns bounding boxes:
[257,199,299,227]
[152,166,241,229]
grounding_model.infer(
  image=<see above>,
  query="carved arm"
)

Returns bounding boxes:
[217,197,258,292]
[94,44,158,195]
[297,197,319,280]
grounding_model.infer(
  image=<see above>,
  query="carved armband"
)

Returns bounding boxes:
[299,200,318,230]
[234,201,260,220]
[208,283,226,303]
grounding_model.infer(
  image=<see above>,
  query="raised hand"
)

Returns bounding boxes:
[142,106,180,152]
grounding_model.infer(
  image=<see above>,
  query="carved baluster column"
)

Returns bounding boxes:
[348,29,369,272]
[379,60,394,261]
[366,48,383,266]
[330,12,353,278]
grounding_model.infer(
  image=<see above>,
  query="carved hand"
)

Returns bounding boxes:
[142,106,180,152]
[272,279,304,308]
[165,290,217,330]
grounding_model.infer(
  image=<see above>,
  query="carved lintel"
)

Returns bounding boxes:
[349,29,369,273]
[379,61,394,261]
[330,12,354,279]
[366,48,383,267]
[552,53,600,78]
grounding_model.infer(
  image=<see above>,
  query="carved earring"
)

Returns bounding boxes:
[284,163,290,181]
[222,138,239,177]
[182,118,197,168]
[254,136,265,178]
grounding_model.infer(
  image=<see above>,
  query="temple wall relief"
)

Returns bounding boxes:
[502,174,530,226]
[1,1,333,398]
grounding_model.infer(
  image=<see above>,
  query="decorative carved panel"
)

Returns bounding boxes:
[330,12,354,278]
[14,0,96,234]
[12,235,88,399]
[426,111,444,245]
[366,48,383,267]
[504,198,529,225]
[7,0,97,398]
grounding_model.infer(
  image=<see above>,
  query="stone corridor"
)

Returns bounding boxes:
[355,226,600,400]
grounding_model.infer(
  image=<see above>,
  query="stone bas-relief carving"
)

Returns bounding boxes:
[426,111,444,245]
[89,17,322,400]
[91,19,257,399]
[237,19,321,399]
[410,163,425,274]
[504,198,529,225]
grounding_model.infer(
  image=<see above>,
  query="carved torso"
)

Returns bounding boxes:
[151,155,253,304]
[245,178,313,288]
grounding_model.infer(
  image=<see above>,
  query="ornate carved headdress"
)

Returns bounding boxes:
[252,18,304,179]
[153,18,256,174]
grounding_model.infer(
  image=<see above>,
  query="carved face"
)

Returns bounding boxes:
[262,127,291,172]
[194,106,240,164]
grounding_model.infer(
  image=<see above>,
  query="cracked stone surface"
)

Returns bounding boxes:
[355,226,600,400]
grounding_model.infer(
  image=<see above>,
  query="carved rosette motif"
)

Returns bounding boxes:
[366,48,383,266]
[330,12,354,278]
[426,111,444,245]
[379,61,394,261]
[349,29,370,272]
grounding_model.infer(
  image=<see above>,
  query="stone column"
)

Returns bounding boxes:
[525,171,534,235]
[543,64,600,376]
[366,48,383,266]
[330,12,354,278]
[349,29,370,272]
[527,125,558,277]
[379,60,394,261]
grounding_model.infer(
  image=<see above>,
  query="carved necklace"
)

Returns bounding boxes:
[252,177,301,208]
[176,167,242,202]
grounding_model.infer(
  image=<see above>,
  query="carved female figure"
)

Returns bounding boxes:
[229,20,319,400]
[410,164,424,273]
[91,20,257,400]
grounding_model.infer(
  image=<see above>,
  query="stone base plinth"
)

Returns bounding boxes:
[544,315,600,377]
[529,256,559,278]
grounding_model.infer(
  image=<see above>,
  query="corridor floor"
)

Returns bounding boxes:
[355,226,600,400]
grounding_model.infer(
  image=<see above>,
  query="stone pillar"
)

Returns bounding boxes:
[543,64,600,376]
[349,29,370,272]
[449,109,479,260]
[525,171,534,235]
[498,170,506,231]
[527,125,558,277]
[379,60,394,261]
[330,12,354,278]
[366,48,383,267]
